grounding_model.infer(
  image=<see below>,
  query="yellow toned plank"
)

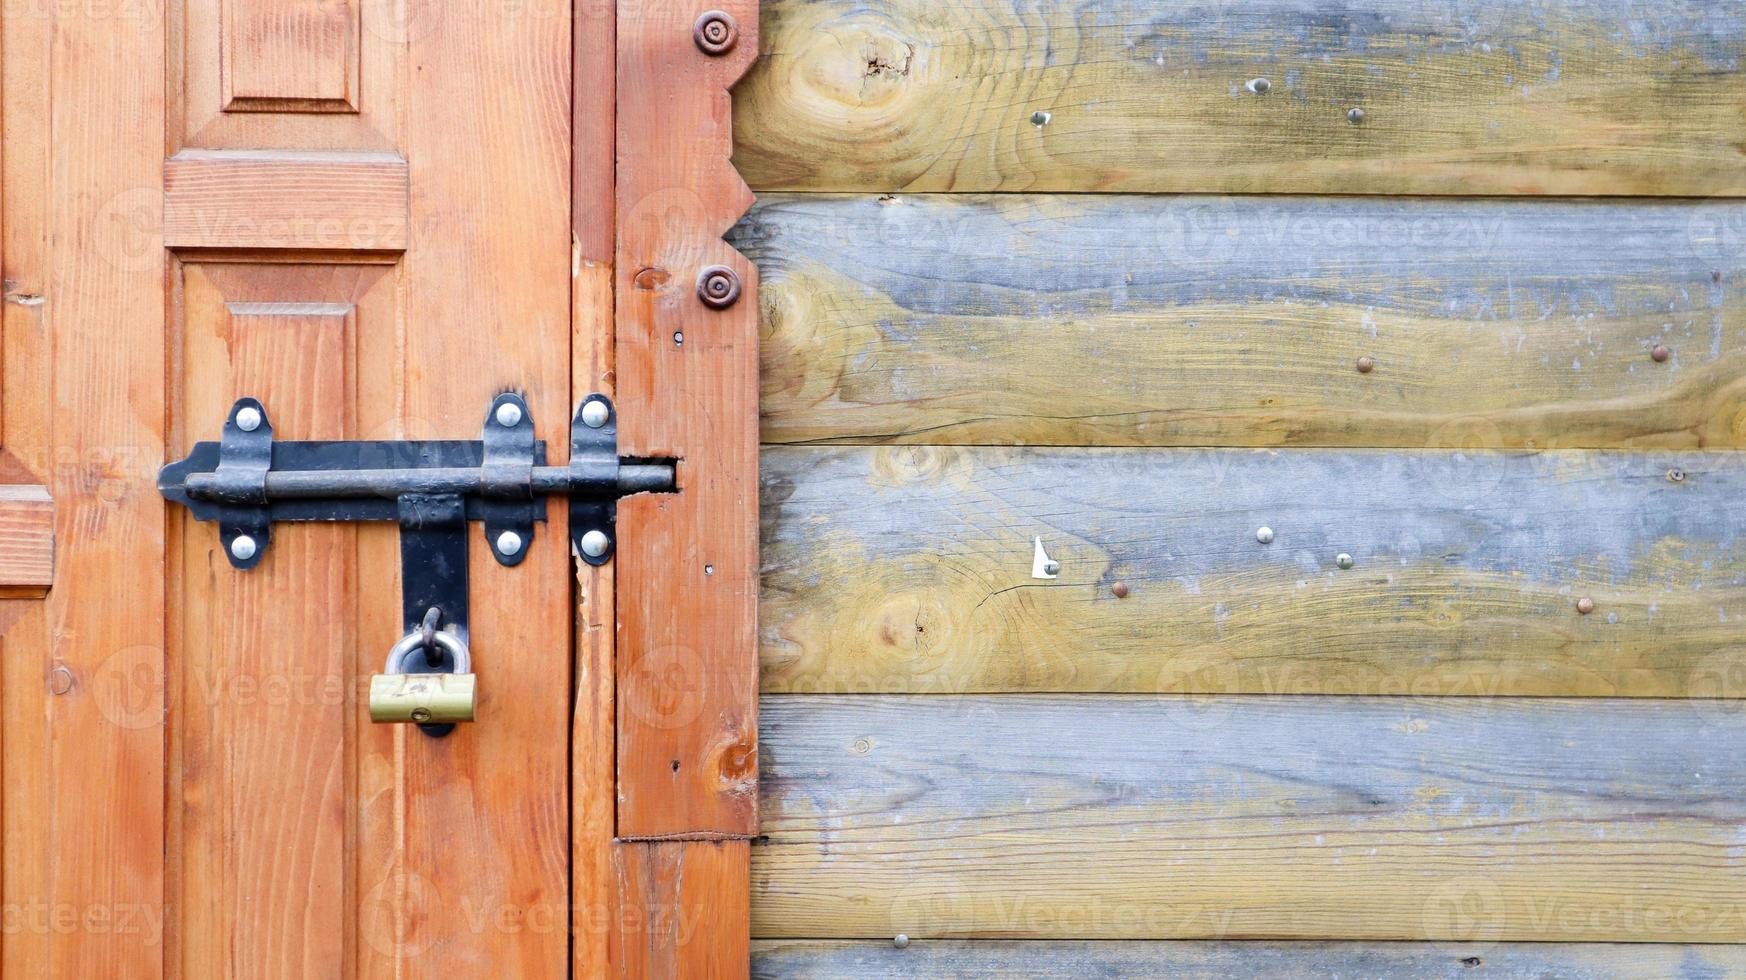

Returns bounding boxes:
[742,195,1746,449]
[762,447,1746,697]
[755,695,1746,941]
[752,940,1746,978]
[736,0,1746,195]
[0,486,52,596]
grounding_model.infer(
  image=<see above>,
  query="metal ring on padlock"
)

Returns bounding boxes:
[383,628,471,675]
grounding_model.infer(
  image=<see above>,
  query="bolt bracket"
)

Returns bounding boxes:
[160,393,676,636]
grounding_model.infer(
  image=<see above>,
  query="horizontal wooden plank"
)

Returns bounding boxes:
[163,150,408,250]
[754,695,1746,941]
[741,194,1746,448]
[0,485,52,596]
[761,447,1746,696]
[735,0,1746,195]
[753,940,1746,979]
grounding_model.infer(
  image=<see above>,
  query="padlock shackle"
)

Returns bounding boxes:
[383,628,472,675]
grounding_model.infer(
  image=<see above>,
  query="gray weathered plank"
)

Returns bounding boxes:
[752,940,1746,979]
[735,0,1746,195]
[761,446,1746,696]
[753,695,1746,940]
[738,194,1746,448]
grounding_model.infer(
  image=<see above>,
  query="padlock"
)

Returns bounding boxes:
[369,628,475,725]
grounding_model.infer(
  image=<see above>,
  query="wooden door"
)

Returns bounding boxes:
[0,0,759,976]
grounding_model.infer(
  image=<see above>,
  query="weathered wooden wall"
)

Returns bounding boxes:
[735,0,1746,195]
[736,0,1746,971]
[741,196,1746,449]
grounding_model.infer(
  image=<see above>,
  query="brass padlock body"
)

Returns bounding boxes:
[369,672,476,724]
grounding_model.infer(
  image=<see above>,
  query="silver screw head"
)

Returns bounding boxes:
[496,530,523,556]
[230,535,258,561]
[1031,110,1052,127]
[1336,553,1355,569]
[495,401,524,428]
[580,399,610,429]
[893,934,910,949]
[1347,107,1366,124]
[1256,526,1275,544]
[580,529,611,558]
[1042,559,1061,575]
[235,406,262,432]
[1246,77,1271,94]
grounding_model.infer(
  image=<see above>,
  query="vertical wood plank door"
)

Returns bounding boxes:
[0,0,718,972]
[3,0,762,972]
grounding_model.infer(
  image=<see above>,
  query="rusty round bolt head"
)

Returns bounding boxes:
[1355,356,1375,374]
[697,265,742,310]
[693,10,738,55]
[1576,596,1595,615]
[1650,344,1671,363]
[1111,581,1130,598]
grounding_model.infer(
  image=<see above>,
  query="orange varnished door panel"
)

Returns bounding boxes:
[3,0,574,975]
[164,0,575,973]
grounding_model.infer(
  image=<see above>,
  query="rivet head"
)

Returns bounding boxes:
[495,401,524,428]
[1246,77,1271,95]
[693,10,738,55]
[893,934,910,949]
[697,265,742,310]
[1355,356,1375,374]
[580,399,610,429]
[1256,526,1275,544]
[230,535,258,561]
[580,529,611,558]
[1336,553,1354,569]
[235,406,263,432]
[1651,344,1671,363]
[1576,596,1595,615]
[1347,107,1366,124]
[1111,581,1129,598]
[496,530,523,556]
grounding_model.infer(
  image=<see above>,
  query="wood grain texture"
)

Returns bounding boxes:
[2,7,57,970]
[380,0,574,972]
[751,940,1746,979]
[613,841,752,977]
[762,447,1746,697]
[754,695,1746,941]
[615,0,761,838]
[742,194,1746,449]
[177,0,398,150]
[164,150,408,250]
[0,485,52,596]
[174,266,364,978]
[573,4,616,979]
[735,0,1746,195]
[34,0,168,971]
[220,0,358,111]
